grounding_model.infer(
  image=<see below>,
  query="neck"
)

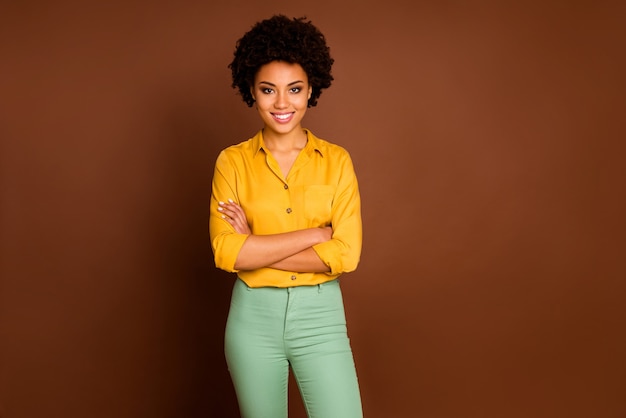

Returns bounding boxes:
[263,128,308,152]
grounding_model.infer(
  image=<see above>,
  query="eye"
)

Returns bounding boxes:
[261,88,274,94]
[290,87,302,93]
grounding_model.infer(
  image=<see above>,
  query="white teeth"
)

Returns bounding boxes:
[274,113,291,120]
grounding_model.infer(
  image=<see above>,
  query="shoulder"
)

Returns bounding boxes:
[307,130,352,161]
[217,132,260,161]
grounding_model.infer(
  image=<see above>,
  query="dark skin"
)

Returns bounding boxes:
[217,61,332,273]
[218,199,332,272]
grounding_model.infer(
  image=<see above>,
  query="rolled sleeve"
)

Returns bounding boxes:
[312,152,362,275]
[210,225,247,272]
[209,150,247,272]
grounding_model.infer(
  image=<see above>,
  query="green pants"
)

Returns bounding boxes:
[225,278,363,418]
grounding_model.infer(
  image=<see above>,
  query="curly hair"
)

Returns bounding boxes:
[229,15,334,108]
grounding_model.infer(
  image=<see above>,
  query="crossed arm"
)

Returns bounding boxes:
[218,200,332,273]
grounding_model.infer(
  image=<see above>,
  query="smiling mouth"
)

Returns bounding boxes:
[272,112,294,122]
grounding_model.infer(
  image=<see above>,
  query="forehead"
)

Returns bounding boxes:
[254,61,308,84]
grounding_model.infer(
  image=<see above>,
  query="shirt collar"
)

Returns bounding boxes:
[252,129,324,157]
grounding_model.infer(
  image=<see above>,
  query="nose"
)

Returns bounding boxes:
[274,91,288,109]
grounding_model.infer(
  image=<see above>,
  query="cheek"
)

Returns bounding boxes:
[254,97,270,110]
[298,95,310,108]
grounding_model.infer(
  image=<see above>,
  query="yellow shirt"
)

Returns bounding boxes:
[209,129,362,288]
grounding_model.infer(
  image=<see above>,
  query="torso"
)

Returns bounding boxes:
[272,149,301,178]
[264,129,308,178]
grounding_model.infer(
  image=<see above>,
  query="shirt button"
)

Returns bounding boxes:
[286,208,292,214]
[291,275,297,280]
[284,184,289,189]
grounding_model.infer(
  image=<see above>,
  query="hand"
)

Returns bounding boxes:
[218,199,251,234]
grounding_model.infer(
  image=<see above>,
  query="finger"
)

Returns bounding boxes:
[217,200,250,233]
[228,215,248,234]
[219,206,242,224]
[224,200,247,224]
[217,201,231,218]
[230,206,247,225]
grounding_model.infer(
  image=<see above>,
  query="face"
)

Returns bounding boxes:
[251,61,312,137]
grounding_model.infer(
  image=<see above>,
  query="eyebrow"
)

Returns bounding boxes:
[258,80,305,87]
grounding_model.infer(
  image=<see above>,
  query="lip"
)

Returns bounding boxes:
[271,112,295,123]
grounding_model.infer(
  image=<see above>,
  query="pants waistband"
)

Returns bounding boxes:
[238,277,339,293]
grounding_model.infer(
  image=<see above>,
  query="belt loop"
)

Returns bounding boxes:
[318,283,323,293]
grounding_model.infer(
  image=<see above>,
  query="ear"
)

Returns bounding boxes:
[250,86,256,101]
[307,85,312,100]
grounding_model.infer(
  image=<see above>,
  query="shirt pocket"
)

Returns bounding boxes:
[304,185,335,225]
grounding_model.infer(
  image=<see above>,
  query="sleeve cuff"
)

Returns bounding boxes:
[213,233,248,273]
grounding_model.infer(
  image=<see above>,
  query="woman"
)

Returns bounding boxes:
[209,14,363,418]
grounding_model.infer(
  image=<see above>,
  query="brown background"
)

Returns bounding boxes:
[1,1,624,417]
